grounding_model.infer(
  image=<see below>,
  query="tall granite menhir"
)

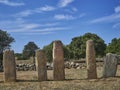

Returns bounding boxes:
[103,53,118,78]
[35,49,47,81]
[3,50,16,82]
[53,40,65,81]
[86,40,97,79]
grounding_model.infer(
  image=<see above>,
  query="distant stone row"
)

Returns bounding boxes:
[2,40,120,82]
[15,62,103,71]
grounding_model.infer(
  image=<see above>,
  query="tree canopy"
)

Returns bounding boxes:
[22,42,39,59]
[43,42,70,62]
[106,38,120,55]
[68,33,106,59]
[43,42,53,62]
[0,29,15,71]
[43,33,107,62]
[0,30,14,53]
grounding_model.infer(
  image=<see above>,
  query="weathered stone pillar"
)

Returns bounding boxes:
[3,50,16,82]
[103,53,118,78]
[35,49,47,81]
[86,40,97,79]
[53,40,65,81]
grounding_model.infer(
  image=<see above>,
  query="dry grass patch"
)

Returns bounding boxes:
[0,65,120,90]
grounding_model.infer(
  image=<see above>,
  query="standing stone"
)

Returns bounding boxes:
[3,50,16,82]
[53,40,65,80]
[86,40,97,79]
[35,49,47,81]
[103,53,118,78]
[118,55,120,64]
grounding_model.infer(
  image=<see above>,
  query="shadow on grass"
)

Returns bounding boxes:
[1,76,120,83]
[65,78,88,81]
[16,80,38,82]
[0,81,4,83]
[16,79,54,82]
[115,76,120,78]
[16,79,88,82]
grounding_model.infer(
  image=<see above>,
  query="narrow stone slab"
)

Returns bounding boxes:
[103,53,118,78]
[35,49,47,81]
[53,40,65,81]
[118,55,120,64]
[86,40,97,79]
[3,50,16,82]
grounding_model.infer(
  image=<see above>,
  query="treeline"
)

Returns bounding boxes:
[43,33,120,62]
[0,29,120,63]
[16,33,120,62]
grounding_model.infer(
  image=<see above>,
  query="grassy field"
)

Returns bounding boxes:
[0,64,120,90]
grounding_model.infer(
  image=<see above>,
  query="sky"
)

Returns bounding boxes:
[0,0,120,53]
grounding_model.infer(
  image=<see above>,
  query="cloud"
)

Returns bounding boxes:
[115,6,120,13]
[79,13,86,18]
[0,18,25,29]
[0,0,24,6]
[29,27,68,32]
[22,27,68,35]
[89,5,120,29]
[90,13,120,23]
[0,18,67,35]
[15,5,55,17]
[90,5,120,24]
[9,27,68,33]
[21,24,40,29]
[72,7,78,12]
[39,22,59,27]
[65,7,78,13]
[113,23,120,28]
[54,14,75,20]
[23,32,54,35]
[58,0,74,7]
[36,5,55,12]
[54,13,85,20]
[16,10,33,17]
[8,23,61,33]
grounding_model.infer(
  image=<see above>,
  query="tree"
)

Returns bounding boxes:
[22,42,39,59]
[43,42,70,62]
[106,38,120,55]
[15,53,23,60]
[43,42,53,62]
[0,29,15,71]
[68,33,106,59]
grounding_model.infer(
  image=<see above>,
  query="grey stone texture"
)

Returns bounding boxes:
[53,40,65,81]
[3,50,16,82]
[86,40,97,79]
[103,53,118,77]
[35,49,47,81]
